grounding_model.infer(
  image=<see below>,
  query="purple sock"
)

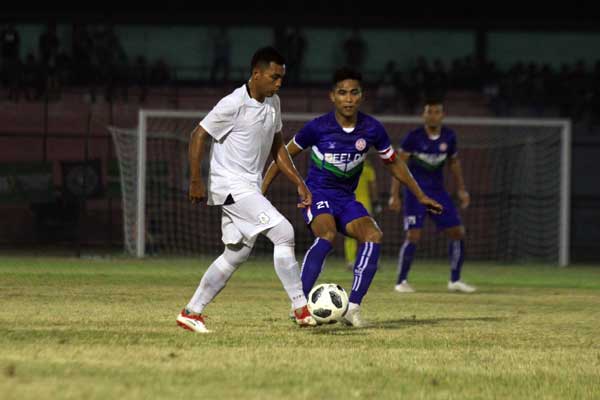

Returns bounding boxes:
[349,242,380,304]
[449,240,465,282]
[300,238,333,297]
[397,241,416,284]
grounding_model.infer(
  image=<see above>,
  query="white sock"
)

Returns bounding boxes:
[273,245,306,310]
[186,255,236,314]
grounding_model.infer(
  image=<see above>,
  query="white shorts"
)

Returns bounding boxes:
[221,193,285,247]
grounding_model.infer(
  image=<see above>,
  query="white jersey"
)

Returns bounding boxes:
[200,84,283,205]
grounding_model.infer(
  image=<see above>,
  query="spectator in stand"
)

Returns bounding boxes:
[92,23,128,102]
[343,27,367,72]
[71,23,93,86]
[22,53,42,101]
[1,23,21,101]
[429,59,448,99]
[133,55,148,103]
[150,58,170,86]
[283,26,306,85]
[411,56,430,106]
[571,60,590,120]
[482,61,502,115]
[39,22,60,100]
[209,26,231,85]
[448,58,465,90]
[557,63,573,118]
[375,60,400,113]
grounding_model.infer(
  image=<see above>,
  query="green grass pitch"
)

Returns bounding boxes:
[1,255,599,399]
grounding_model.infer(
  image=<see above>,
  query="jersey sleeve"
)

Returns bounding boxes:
[373,120,396,163]
[293,120,318,149]
[199,97,238,141]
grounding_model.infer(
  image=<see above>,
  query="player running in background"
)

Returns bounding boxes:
[262,67,442,327]
[388,98,476,293]
[178,46,316,333]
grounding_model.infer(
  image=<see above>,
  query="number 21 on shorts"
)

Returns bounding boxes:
[316,201,330,209]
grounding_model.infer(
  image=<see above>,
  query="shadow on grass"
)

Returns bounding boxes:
[309,316,505,334]
[375,316,505,330]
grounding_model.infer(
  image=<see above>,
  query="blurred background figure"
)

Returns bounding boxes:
[283,26,306,85]
[343,27,366,72]
[209,26,231,85]
[374,60,400,113]
[38,21,60,100]
[1,22,21,101]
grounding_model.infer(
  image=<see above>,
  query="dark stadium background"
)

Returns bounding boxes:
[1,5,599,262]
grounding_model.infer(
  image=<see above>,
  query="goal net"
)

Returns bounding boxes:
[109,110,571,266]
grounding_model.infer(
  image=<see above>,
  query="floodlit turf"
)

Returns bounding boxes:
[1,255,599,399]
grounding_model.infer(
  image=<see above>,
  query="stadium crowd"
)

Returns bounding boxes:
[2,23,600,124]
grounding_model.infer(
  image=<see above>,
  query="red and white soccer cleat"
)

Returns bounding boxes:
[293,305,317,327]
[176,308,210,333]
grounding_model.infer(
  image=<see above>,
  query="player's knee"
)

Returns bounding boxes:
[222,243,252,267]
[447,226,465,241]
[265,218,295,247]
[406,230,421,243]
[363,229,383,243]
[318,230,336,243]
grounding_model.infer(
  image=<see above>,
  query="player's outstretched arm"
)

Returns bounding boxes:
[448,156,470,209]
[262,135,303,192]
[188,125,209,204]
[385,156,443,214]
[266,132,311,208]
[388,152,410,212]
[388,178,402,212]
[368,177,382,216]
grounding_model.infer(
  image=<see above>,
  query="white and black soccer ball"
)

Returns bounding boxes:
[307,283,349,324]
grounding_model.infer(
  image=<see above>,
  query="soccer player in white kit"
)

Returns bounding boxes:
[176,47,317,333]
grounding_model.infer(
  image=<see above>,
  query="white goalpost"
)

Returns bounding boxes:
[109,110,571,266]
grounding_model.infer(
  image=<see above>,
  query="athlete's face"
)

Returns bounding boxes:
[330,79,362,119]
[253,62,285,98]
[423,104,444,129]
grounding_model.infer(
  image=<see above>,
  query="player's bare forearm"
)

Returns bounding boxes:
[189,125,208,182]
[275,144,303,187]
[449,157,470,208]
[448,157,466,191]
[188,125,208,202]
[269,133,310,207]
[390,177,401,198]
[389,151,409,197]
[267,133,304,187]
[386,158,427,201]
[262,161,279,193]
[386,158,443,214]
[388,177,402,212]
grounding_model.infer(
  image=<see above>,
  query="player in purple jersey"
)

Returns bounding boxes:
[263,67,442,327]
[388,98,476,294]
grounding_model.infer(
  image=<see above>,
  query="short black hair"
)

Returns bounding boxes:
[424,97,444,107]
[332,67,362,88]
[251,46,285,70]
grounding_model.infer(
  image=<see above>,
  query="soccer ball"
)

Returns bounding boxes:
[307,283,349,324]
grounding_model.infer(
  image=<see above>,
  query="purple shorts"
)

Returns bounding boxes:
[403,188,461,230]
[302,189,370,235]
